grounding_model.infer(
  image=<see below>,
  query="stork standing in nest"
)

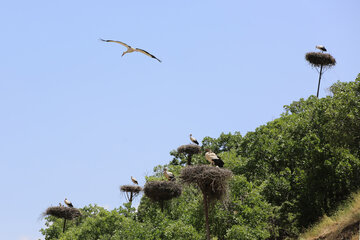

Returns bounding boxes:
[131,176,139,185]
[205,149,224,168]
[316,45,327,52]
[64,198,74,208]
[190,134,199,145]
[164,167,176,181]
[100,38,161,62]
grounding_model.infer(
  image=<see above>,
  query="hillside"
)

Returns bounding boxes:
[299,191,360,240]
[40,74,360,240]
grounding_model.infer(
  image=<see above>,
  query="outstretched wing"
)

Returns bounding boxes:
[135,48,161,62]
[99,39,131,49]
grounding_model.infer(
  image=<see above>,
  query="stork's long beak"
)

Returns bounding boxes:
[121,52,125,57]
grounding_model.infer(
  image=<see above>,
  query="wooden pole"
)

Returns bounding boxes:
[203,194,210,240]
[129,192,133,203]
[63,218,67,233]
[160,201,164,212]
[316,64,324,98]
[187,154,192,165]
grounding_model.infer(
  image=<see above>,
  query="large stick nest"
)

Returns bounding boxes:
[177,144,201,155]
[120,185,142,193]
[144,181,182,202]
[43,206,81,220]
[180,165,233,201]
[305,52,336,67]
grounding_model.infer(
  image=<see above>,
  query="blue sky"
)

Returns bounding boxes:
[0,1,359,239]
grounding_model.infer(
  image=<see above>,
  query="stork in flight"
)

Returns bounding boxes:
[205,149,224,168]
[190,134,199,145]
[316,45,327,52]
[100,38,161,62]
[64,198,74,208]
[131,176,138,185]
[164,167,176,181]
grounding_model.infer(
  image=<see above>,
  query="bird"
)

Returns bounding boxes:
[59,203,63,207]
[100,38,161,62]
[163,167,176,181]
[316,45,327,52]
[64,198,74,208]
[131,176,138,185]
[190,134,199,145]
[205,149,224,168]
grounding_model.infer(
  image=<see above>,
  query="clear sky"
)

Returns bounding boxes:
[0,1,359,239]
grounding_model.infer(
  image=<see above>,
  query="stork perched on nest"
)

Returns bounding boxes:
[64,198,73,208]
[190,134,199,145]
[316,45,327,52]
[205,149,224,168]
[100,38,161,62]
[164,167,176,181]
[131,176,138,185]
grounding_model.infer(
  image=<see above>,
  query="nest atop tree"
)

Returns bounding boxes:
[177,144,201,155]
[180,165,233,201]
[43,206,81,220]
[120,185,142,193]
[144,181,182,202]
[305,52,336,67]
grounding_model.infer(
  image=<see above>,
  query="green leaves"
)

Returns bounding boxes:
[41,75,360,240]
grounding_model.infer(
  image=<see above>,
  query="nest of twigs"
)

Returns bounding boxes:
[120,185,142,193]
[180,165,232,201]
[43,206,81,220]
[305,52,336,67]
[177,144,201,155]
[144,181,182,202]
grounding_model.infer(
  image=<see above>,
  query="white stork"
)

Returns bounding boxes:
[190,134,199,145]
[100,38,161,62]
[316,45,327,52]
[163,167,176,181]
[64,198,74,208]
[131,176,138,185]
[205,149,224,168]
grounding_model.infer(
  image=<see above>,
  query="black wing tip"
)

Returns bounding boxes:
[99,38,111,42]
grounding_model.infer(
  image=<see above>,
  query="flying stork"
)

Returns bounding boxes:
[164,167,176,181]
[190,134,199,145]
[100,38,161,62]
[316,45,327,52]
[64,198,74,208]
[131,176,139,185]
[205,149,224,168]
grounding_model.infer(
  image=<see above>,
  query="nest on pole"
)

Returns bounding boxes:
[43,206,81,220]
[177,144,201,155]
[144,181,182,202]
[305,52,336,68]
[144,180,182,211]
[120,185,143,202]
[177,144,201,165]
[180,165,233,201]
[180,165,232,240]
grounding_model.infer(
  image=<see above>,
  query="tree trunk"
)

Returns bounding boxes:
[203,194,210,240]
[317,64,323,98]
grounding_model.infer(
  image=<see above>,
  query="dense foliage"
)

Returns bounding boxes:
[41,75,360,239]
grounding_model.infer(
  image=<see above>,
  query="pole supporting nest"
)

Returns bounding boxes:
[305,52,336,98]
